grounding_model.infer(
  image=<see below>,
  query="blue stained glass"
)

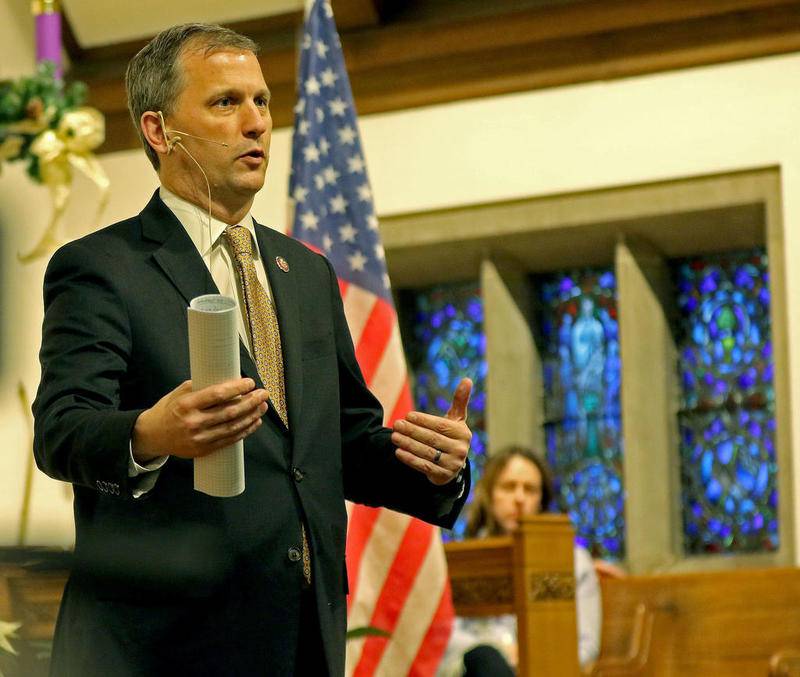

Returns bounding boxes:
[401,282,487,541]
[672,249,778,554]
[537,268,625,560]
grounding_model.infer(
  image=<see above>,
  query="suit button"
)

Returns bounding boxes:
[288,547,302,562]
[292,467,304,482]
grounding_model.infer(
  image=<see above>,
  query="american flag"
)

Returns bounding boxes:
[288,1,454,675]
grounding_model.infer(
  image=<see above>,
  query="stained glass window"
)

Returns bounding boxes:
[536,268,625,560]
[400,282,488,540]
[672,249,778,554]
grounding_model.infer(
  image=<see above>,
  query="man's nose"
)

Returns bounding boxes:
[242,102,270,138]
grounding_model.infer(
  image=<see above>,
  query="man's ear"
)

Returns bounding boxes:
[140,111,170,157]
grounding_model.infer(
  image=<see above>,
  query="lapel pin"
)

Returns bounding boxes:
[276,256,290,272]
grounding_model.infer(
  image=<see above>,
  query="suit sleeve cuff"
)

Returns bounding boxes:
[128,441,168,498]
[433,466,468,519]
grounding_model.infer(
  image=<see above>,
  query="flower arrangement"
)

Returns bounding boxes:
[0,620,21,677]
[0,620,20,656]
[0,61,109,262]
[0,61,89,180]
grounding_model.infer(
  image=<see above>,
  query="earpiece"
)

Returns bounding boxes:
[158,110,177,154]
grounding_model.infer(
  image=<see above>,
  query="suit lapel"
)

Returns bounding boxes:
[255,222,303,434]
[139,192,263,390]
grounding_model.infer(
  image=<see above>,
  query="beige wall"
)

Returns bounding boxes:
[3,1,800,556]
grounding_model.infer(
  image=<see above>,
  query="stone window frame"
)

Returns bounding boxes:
[383,167,794,573]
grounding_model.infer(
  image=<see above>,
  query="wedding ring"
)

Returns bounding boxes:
[433,448,443,465]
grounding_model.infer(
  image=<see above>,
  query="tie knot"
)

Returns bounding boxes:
[224,225,254,262]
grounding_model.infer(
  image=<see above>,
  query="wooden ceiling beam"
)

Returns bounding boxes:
[61,0,800,154]
[338,0,800,67]
[331,0,381,28]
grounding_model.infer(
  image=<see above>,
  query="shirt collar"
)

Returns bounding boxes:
[159,186,260,260]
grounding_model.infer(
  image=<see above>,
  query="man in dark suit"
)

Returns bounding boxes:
[32,23,471,677]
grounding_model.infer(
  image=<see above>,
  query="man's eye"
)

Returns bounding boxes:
[217,97,233,107]
[256,97,269,108]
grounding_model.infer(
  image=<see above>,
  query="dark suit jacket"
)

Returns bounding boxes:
[32,191,469,676]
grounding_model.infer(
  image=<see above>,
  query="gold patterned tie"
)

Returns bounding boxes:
[223,225,311,585]
[223,225,288,426]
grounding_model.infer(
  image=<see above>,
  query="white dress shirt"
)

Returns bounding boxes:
[128,187,275,495]
[159,186,275,350]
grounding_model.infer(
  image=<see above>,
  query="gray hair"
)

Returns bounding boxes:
[125,23,259,170]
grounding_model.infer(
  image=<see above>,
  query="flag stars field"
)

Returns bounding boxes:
[329,97,347,115]
[330,193,348,213]
[323,165,340,184]
[338,125,356,144]
[321,68,338,87]
[339,223,357,243]
[357,184,372,201]
[315,40,329,58]
[293,185,309,203]
[305,75,321,95]
[348,250,368,271]
[299,211,319,230]
[348,154,364,173]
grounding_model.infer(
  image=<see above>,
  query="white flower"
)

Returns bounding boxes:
[0,620,21,656]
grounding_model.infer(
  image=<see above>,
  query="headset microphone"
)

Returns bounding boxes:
[155,111,266,266]
[157,111,229,151]
[156,110,219,257]
[171,132,229,147]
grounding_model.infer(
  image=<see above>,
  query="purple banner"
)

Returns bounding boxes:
[35,11,62,79]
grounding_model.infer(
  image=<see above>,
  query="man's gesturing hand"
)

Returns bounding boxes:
[392,377,472,486]
[132,378,269,463]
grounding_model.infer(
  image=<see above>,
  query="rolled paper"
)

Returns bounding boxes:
[188,294,245,497]
[32,0,63,79]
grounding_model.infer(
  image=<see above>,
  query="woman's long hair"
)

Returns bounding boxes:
[464,446,555,538]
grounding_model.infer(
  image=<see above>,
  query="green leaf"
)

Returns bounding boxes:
[345,625,391,640]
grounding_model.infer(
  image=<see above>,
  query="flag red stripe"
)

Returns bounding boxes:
[388,380,413,427]
[339,278,349,298]
[345,504,382,612]
[355,299,396,384]
[292,5,455,674]
[408,580,455,676]
[300,241,324,256]
[353,520,435,676]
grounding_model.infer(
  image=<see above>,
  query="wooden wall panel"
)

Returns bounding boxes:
[58,0,800,153]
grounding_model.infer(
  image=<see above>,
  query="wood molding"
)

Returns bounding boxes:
[62,0,800,154]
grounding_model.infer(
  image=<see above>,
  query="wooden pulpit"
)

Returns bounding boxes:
[445,514,581,676]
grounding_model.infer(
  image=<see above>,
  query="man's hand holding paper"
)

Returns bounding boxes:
[132,377,268,463]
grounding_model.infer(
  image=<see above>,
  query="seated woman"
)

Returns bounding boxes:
[439,446,602,676]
